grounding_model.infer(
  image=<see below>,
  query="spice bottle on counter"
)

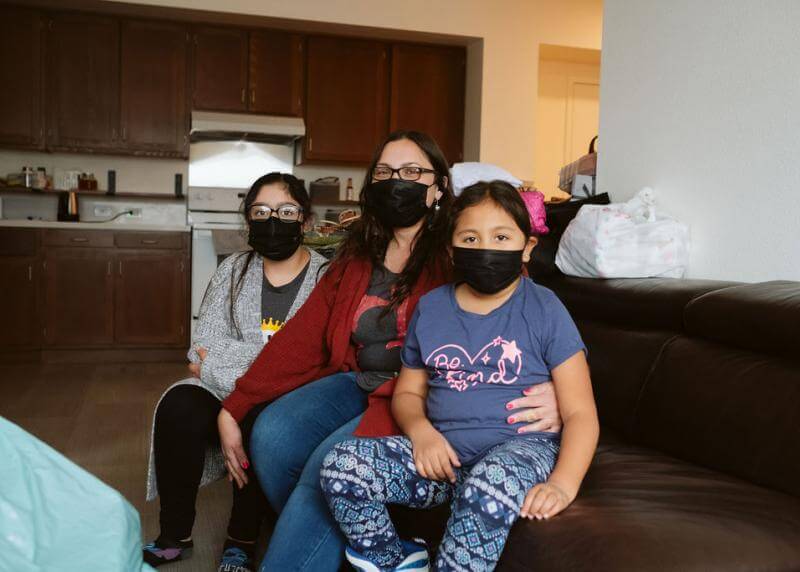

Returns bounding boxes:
[346,177,354,201]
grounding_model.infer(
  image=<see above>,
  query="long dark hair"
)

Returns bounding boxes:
[334,130,454,308]
[451,180,533,239]
[229,172,310,338]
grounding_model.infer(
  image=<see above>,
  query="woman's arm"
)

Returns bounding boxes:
[521,351,599,519]
[190,254,265,396]
[393,366,461,483]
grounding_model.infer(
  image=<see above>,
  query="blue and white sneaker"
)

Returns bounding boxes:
[218,546,254,572]
[345,539,429,572]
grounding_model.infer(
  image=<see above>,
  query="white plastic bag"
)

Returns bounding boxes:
[555,188,689,278]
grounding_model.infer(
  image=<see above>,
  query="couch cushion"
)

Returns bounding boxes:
[574,319,672,437]
[537,275,735,331]
[498,435,800,571]
[633,336,800,497]
[685,280,800,362]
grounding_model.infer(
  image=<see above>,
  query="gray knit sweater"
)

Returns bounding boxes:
[146,248,327,501]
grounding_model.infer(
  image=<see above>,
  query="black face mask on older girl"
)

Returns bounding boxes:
[248,218,303,261]
[365,179,431,228]
[452,247,524,294]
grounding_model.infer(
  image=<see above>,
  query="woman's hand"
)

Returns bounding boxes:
[521,480,575,520]
[409,424,461,483]
[188,347,208,378]
[506,381,562,434]
[217,408,249,489]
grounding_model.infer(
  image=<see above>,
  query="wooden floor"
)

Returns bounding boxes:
[0,361,270,571]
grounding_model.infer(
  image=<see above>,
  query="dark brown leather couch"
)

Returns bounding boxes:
[394,276,800,571]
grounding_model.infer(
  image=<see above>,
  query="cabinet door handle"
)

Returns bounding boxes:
[241,88,246,104]
[70,237,89,243]
[141,239,158,245]
[28,265,33,281]
[250,89,256,105]
[122,126,127,141]
[308,137,313,151]
[179,260,185,272]
[118,261,123,276]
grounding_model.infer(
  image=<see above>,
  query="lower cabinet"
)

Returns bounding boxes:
[0,227,190,353]
[115,251,188,345]
[43,248,115,346]
[0,256,41,348]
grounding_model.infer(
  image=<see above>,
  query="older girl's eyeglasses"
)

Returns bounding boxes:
[248,203,303,222]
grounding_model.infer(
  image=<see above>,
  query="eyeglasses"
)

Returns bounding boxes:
[248,203,303,222]
[372,165,436,182]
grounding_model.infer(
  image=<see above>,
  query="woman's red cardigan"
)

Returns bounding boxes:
[222,256,446,437]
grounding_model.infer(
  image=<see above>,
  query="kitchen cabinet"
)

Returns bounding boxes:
[47,13,120,152]
[120,19,189,157]
[304,36,389,164]
[192,26,249,112]
[43,247,115,347]
[0,229,40,348]
[0,7,44,150]
[248,30,304,116]
[115,247,188,346]
[390,44,466,165]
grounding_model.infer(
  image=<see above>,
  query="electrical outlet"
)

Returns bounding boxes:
[128,208,143,218]
[94,205,113,217]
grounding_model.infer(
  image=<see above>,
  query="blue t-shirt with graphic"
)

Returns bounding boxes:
[401,277,586,465]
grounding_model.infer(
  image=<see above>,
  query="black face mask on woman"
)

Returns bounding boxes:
[364,179,431,228]
[248,217,303,261]
[452,247,524,294]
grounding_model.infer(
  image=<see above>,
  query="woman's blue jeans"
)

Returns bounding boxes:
[249,372,368,571]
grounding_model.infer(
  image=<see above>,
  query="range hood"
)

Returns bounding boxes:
[190,111,305,145]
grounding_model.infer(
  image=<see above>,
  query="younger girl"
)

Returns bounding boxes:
[321,181,599,571]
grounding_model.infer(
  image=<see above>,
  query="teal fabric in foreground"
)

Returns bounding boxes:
[0,416,153,571]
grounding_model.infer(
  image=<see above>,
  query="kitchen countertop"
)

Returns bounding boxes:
[0,219,191,233]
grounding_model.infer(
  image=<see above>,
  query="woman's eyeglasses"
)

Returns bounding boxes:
[249,203,303,222]
[372,165,436,182]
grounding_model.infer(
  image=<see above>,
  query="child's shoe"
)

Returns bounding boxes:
[142,536,193,567]
[218,545,254,572]
[344,538,429,572]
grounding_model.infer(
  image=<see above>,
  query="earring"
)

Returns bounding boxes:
[434,198,440,212]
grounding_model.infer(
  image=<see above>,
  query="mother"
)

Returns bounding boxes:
[218,131,561,571]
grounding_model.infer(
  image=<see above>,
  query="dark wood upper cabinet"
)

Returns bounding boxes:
[120,20,189,157]
[115,251,188,345]
[390,44,466,165]
[192,26,248,112]
[248,31,304,116]
[47,13,120,151]
[0,7,44,150]
[304,36,389,164]
[43,248,115,347]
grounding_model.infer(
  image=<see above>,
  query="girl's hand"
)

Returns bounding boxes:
[188,347,208,378]
[521,481,574,520]
[217,408,249,489]
[410,425,461,483]
[506,381,562,433]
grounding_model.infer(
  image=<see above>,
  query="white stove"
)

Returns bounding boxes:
[188,186,249,331]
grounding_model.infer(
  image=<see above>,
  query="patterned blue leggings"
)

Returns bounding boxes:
[320,436,559,572]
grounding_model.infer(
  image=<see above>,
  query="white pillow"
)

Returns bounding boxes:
[451,162,522,196]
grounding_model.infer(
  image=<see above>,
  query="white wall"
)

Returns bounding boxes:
[598,0,800,282]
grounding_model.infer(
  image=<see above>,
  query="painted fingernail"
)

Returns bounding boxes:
[517,428,525,434]
[242,461,249,469]
[506,402,514,410]
[508,416,515,423]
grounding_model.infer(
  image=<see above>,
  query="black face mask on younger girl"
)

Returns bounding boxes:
[248,218,303,261]
[364,179,431,228]
[452,247,524,295]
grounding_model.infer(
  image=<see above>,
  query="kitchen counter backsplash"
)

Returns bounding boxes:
[0,191,187,230]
